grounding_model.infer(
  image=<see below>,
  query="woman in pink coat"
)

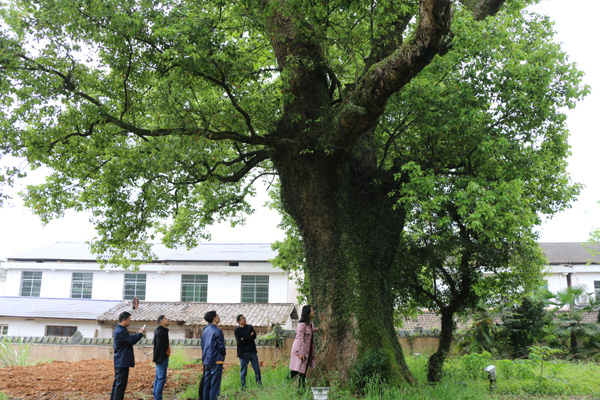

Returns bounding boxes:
[289,305,317,388]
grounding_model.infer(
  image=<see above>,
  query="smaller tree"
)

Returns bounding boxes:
[501,296,552,358]
[546,285,600,356]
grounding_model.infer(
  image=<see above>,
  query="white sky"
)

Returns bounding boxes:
[0,0,599,261]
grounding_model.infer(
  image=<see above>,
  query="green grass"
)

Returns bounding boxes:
[168,347,200,370]
[0,337,32,368]
[177,355,600,399]
[0,392,9,400]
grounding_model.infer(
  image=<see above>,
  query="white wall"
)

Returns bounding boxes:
[5,269,24,296]
[546,264,600,295]
[0,317,101,337]
[0,267,6,296]
[3,260,297,303]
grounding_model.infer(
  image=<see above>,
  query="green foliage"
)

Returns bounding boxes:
[182,356,600,399]
[0,337,32,368]
[501,296,553,358]
[269,189,309,305]
[459,351,493,380]
[257,324,284,348]
[456,307,502,355]
[167,347,198,370]
[545,285,600,356]
[529,345,562,382]
[0,0,590,382]
[350,349,389,391]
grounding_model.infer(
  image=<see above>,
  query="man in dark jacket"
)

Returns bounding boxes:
[201,310,226,400]
[152,315,170,400]
[110,311,145,400]
[234,314,262,389]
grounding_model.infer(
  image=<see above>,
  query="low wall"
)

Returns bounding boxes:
[4,336,297,365]
[398,336,442,356]
[5,335,440,365]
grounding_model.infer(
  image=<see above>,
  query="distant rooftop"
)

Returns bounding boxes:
[0,297,122,320]
[6,242,276,263]
[97,301,298,328]
[539,242,600,265]
[6,241,600,265]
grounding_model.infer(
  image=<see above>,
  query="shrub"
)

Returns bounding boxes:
[459,351,492,380]
[0,337,32,368]
[350,349,389,391]
[501,296,552,358]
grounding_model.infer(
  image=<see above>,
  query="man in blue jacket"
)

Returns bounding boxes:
[110,311,145,400]
[201,310,226,400]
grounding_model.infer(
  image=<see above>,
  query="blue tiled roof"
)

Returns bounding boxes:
[7,242,276,262]
[0,297,122,320]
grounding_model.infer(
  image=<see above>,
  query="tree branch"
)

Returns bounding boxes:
[16,54,268,146]
[334,0,453,150]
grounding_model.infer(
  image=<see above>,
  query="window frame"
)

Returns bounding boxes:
[70,272,94,299]
[241,275,269,303]
[123,273,147,300]
[0,325,7,336]
[181,274,208,302]
[20,271,42,297]
[45,325,77,337]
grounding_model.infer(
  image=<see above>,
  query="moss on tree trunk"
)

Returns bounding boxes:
[273,146,415,384]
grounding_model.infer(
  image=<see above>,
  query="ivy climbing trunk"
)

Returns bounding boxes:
[273,144,416,384]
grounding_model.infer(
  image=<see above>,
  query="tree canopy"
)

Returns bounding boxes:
[0,0,588,383]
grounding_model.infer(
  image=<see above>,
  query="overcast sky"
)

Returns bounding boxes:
[1,0,599,261]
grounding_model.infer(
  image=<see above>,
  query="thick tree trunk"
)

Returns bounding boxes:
[427,308,455,382]
[273,146,416,385]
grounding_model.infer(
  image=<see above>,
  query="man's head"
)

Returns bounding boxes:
[118,311,132,327]
[236,314,246,327]
[204,310,220,325]
[157,314,170,327]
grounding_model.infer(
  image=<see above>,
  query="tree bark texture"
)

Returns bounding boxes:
[427,309,456,382]
[272,139,415,384]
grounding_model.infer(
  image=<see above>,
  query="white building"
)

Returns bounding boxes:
[0,242,299,337]
[541,242,600,304]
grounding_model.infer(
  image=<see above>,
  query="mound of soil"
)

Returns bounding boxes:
[0,359,204,399]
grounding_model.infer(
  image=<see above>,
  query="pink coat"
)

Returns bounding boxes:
[289,321,316,372]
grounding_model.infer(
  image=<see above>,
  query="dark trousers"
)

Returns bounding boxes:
[289,354,310,389]
[198,366,205,400]
[239,352,262,388]
[110,367,129,400]
[289,369,306,388]
[153,357,169,400]
[203,364,223,400]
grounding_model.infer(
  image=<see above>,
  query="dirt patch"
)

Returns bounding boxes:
[0,359,204,399]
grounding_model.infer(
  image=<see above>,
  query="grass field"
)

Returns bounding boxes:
[178,353,600,399]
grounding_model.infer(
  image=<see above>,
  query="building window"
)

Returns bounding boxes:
[124,274,146,300]
[45,326,77,337]
[594,281,600,297]
[241,275,269,303]
[71,273,93,299]
[0,325,7,336]
[20,271,42,297]
[181,275,208,302]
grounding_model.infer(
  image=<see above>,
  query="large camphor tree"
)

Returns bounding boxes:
[0,0,587,383]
